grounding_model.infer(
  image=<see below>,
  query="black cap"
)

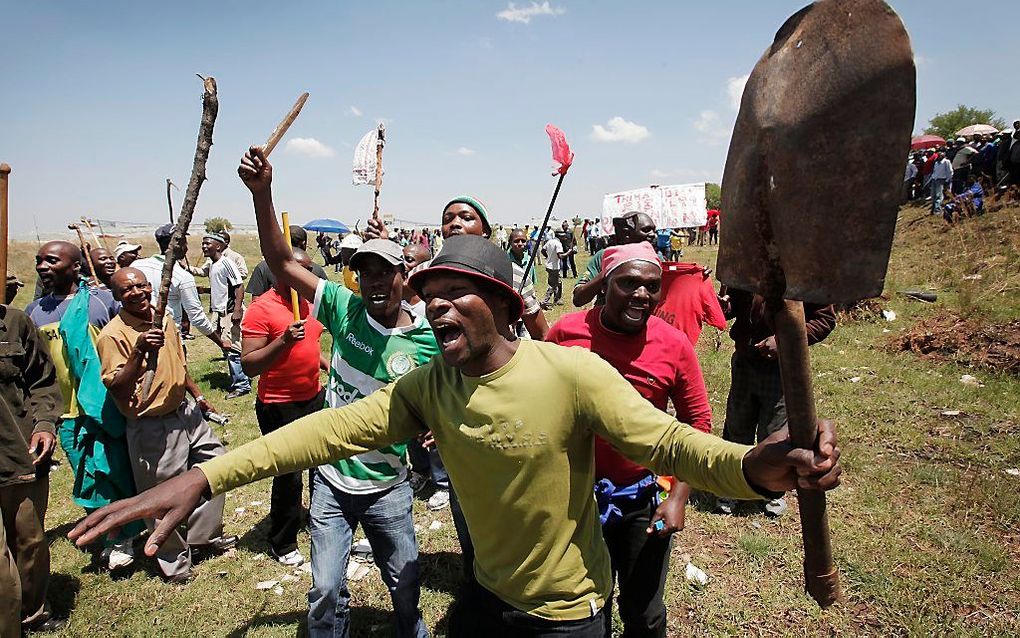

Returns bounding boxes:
[408,235,524,321]
[155,223,186,241]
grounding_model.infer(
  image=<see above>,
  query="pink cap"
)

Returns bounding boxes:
[601,242,661,278]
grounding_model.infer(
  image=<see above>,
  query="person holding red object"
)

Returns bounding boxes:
[547,241,712,638]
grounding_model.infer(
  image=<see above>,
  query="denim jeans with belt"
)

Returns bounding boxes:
[307,473,428,638]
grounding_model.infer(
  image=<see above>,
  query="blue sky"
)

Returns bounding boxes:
[1,1,1016,235]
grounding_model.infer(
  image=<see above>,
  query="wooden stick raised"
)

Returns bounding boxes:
[280,211,301,321]
[68,224,101,288]
[263,92,309,157]
[373,123,385,220]
[140,75,219,402]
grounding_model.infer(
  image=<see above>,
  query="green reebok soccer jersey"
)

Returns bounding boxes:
[312,279,440,494]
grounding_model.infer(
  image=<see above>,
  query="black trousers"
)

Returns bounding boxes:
[602,489,672,638]
[254,388,326,555]
[449,580,607,637]
[561,252,577,278]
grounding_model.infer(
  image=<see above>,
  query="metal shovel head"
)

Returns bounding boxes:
[717,0,915,304]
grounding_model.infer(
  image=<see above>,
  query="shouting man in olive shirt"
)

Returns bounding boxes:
[72,232,842,637]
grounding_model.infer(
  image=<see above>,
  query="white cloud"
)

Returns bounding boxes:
[693,110,720,133]
[349,105,363,117]
[692,110,732,146]
[457,147,476,156]
[285,137,336,159]
[591,116,650,143]
[727,74,749,111]
[497,1,565,24]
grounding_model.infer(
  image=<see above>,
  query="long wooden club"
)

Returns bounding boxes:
[140,75,219,401]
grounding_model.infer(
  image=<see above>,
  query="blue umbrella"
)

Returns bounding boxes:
[302,218,350,233]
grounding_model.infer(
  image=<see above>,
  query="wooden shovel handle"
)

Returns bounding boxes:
[0,164,10,305]
[769,298,842,607]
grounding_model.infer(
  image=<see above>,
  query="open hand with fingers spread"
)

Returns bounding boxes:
[742,419,842,494]
[68,467,211,557]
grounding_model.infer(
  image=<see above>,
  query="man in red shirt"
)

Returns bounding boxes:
[546,241,712,638]
[706,209,720,245]
[240,249,326,566]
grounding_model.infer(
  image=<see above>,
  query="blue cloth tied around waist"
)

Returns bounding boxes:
[594,474,657,527]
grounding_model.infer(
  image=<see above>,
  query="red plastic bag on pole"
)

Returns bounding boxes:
[546,124,574,175]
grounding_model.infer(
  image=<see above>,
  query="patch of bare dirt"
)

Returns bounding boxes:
[893,310,1020,376]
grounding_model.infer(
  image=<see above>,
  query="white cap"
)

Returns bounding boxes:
[340,234,364,249]
[113,240,142,259]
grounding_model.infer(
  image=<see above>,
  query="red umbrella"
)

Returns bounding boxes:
[910,134,945,150]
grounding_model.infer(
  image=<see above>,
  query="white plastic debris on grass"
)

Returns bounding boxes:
[849,377,861,383]
[940,410,962,417]
[1006,468,1020,477]
[684,562,709,587]
[234,507,246,515]
[250,500,264,507]
[429,520,444,531]
[882,310,896,321]
[273,586,284,596]
[256,580,278,590]
[959,374,983,387]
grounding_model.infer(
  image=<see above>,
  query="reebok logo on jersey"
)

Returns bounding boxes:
[346,332,374,356]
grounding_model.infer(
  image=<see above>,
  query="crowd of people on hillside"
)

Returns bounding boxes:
[1,143,842,637]
[905,121,1020,224]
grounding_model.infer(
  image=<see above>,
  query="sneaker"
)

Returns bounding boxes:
[224,389,250,400]
[106,541,135,570]
[208,535,239,552]
[427,489,451,511]
[272,549,305,567]
[24,617,66,633]
[764,497,787,518]
[409,472,430,495]
[715,498,737,515]
[192,534,239,561]
[164,572,195,586]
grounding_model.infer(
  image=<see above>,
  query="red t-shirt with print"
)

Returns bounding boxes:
[546,308,713,485]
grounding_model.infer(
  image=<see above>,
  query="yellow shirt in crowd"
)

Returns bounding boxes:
[199,340,760,620]
[97,312,188,420]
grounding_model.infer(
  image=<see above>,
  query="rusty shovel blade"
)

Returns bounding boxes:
[717,0,916,304]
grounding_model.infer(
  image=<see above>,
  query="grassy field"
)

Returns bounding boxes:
[7,205,1020,636]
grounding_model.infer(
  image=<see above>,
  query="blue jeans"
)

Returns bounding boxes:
[308,473,428,638]
[930,178,947,213]
[225,350,251,393]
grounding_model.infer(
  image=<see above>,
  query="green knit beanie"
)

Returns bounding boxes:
[444,195,492,236]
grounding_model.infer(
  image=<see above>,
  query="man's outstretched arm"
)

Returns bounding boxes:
[575,349,841,498]
[238,146,320,302]
[68,377,426,555]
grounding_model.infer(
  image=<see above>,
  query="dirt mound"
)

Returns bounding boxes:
[893,310,1020,376]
